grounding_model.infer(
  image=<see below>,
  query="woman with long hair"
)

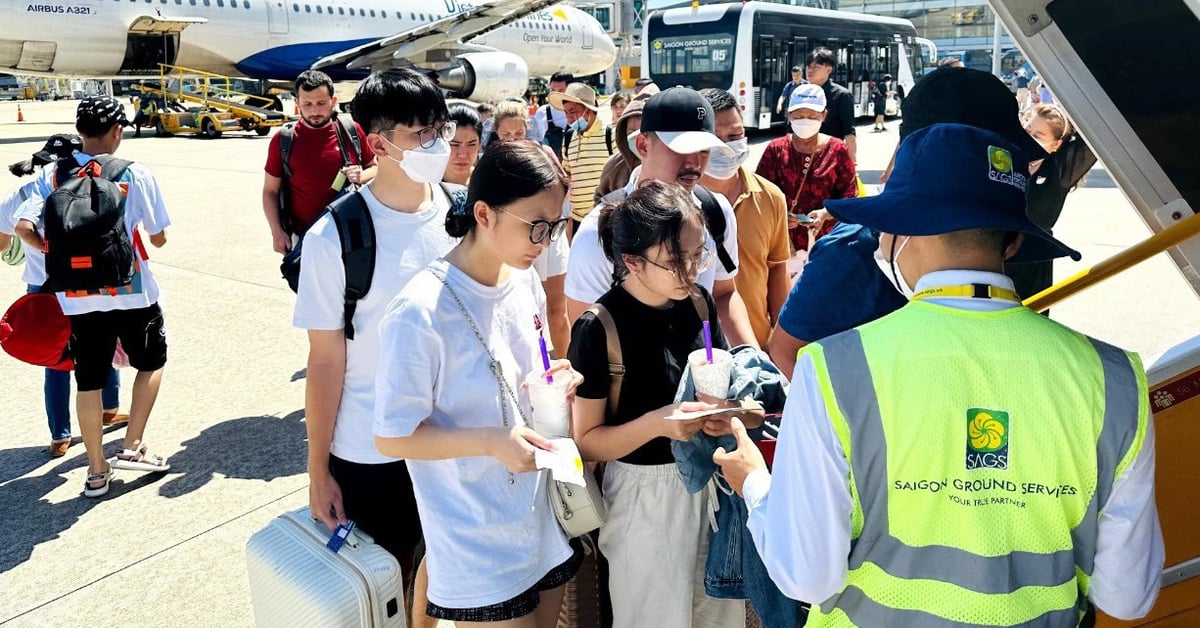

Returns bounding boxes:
[374,140,583,627]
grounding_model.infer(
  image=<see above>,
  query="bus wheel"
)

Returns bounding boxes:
[255,126,271,136]
[202,118,222,139]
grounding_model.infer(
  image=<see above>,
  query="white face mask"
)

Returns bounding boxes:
[790,118,822,139]
[873,235,913,298]
[626,130,640,158]
[704,137,750,180]
[382,135,451,184]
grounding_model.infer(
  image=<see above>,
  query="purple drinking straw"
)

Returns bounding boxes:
[702,321,713,363]
[539,336,554,384]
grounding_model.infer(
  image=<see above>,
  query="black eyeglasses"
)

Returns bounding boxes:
[639,249,715,276]
[495,207,569,244]
[390,121,457,149]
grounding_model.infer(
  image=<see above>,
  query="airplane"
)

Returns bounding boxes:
[0,0,617,102]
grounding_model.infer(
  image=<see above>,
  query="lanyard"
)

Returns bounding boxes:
[911,283,1020,303]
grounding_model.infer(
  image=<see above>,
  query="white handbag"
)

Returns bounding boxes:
[429,269,606,538]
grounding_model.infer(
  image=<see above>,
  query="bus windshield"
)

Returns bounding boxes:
[648,31,736,89]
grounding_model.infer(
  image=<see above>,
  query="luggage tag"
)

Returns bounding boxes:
[331,170,347,192]
[326,520,356,554]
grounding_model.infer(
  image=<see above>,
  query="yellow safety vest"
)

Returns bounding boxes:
[802,297,1149,627]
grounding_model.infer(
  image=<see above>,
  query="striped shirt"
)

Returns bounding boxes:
[563,119,612,221]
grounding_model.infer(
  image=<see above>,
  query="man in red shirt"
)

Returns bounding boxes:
[262,70,377,254]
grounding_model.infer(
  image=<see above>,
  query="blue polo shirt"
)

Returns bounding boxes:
[777,223,907,342]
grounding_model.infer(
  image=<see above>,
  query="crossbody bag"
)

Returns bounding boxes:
[427,268,606,538]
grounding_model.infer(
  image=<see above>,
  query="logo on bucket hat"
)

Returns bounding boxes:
[987,145,1026,191]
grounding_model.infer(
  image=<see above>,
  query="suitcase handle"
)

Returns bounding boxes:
[306,515,373,549]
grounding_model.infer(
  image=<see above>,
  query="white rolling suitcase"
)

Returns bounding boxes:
[245,507,407,628]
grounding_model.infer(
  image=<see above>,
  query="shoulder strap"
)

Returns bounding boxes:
[336,117,363,165]
[92,155,134,182]
[604,125,613,156]
[586,304,624,418]
[693,186,736,273]
[328,192,375,340]
[53,157,77,189]
[279,122,296,181]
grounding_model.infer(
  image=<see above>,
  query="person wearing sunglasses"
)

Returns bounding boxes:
[295,68,459,628]
[567,181,752,628]
[374,140,584,627]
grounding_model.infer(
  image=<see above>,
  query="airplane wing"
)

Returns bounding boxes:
[309,0,563,71]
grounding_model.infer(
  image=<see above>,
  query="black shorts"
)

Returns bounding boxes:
[69,304,167,391]
[328,455,422,562]
[426,548,582,622]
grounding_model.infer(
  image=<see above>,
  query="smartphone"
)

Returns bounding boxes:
[790,212,814,224]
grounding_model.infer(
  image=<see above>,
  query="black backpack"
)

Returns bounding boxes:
[277,116,363,233]
[280,183,468,340]
[43,156,135,292]
[598,184,736,274]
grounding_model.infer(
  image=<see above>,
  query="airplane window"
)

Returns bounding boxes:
[292,3,298,10]
[358,8,364,16]
[381,10,386,18]
[203,0,210,6]
[410,12,415,20]
[369,9,375,17]
[315,4,320,12]
[176,0,183,5]
[337,6,342,14]
[304,4,310,11]
[189,0,196,6]
[216,0,223,7]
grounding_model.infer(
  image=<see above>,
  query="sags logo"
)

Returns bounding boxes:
[966,408,1008,470]
[988,146,1012,174]
[986,145,1027,191]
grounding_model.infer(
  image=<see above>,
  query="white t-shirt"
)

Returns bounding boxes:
[564,169,739,303]
[293,184,456,465]
[1,180,49,287]
[15,153,171,314]
[373,259,572,608]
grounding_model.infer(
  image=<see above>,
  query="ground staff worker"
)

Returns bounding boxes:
[715,123,1163,625]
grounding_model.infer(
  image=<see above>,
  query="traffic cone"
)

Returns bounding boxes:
[17,105,24,122]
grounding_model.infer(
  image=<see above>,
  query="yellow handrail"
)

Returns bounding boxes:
[1023,210,1200,312]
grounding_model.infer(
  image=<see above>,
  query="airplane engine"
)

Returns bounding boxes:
[437,52,528,103]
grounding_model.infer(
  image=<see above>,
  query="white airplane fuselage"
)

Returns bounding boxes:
[0,0,615,83]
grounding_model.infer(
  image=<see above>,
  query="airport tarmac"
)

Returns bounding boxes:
[0,98,1197,628]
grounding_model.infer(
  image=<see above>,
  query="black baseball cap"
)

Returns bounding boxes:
[76,96,130,137]
[640,87,732,156]
[31,133,82,166]
[899,67,1047,159]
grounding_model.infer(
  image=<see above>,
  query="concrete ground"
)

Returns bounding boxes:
[0,98,1197,628]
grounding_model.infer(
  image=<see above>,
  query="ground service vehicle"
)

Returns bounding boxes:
[131,64,287,138]
[643,1,924,130]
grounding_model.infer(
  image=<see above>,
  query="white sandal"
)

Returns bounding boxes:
[83,466,113,498]
[112,445,170,473]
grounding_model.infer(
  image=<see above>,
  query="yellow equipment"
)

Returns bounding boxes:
[131,64,288,138]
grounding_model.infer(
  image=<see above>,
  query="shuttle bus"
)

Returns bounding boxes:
[643,1,922,129]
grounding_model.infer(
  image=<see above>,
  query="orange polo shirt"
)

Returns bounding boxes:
[728,167,792,346]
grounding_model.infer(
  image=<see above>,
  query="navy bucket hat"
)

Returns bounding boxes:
[826,123,1081,263]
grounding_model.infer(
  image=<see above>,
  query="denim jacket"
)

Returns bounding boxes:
[672,345,806,628]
